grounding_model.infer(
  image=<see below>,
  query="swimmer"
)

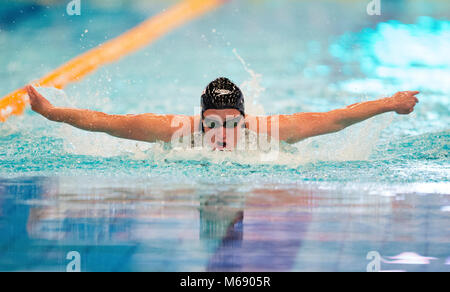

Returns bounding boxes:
[25,77,419,151]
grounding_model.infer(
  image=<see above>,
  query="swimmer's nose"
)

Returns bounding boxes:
[220,128,227,142]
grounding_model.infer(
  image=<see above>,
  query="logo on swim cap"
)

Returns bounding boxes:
[214,89,232,96]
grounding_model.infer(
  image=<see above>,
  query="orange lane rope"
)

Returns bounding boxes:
[0,0,228,122]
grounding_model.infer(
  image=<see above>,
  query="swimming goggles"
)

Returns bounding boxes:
[203,115,244,129]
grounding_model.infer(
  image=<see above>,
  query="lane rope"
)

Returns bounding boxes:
[0,0,228,122]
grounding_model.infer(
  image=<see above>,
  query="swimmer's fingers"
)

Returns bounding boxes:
[25,85,34,98]
[395,91,420,103]
[25,85,53,115]
[405,99,418,115]
[26,85,40,107]
[25,85,43,101]
[405,91,420,103]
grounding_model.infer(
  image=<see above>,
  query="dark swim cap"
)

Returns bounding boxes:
[201,77,245,118]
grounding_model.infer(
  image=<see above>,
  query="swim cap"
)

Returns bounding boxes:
[201,77,245,117]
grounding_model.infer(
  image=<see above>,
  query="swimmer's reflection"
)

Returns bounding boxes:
[3,177,314,271]
[201,189,313,272]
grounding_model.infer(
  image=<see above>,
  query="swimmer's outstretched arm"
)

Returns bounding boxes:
[26,85,194,143]
[276,91,420,144]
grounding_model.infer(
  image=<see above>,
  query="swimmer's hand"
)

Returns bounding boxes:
[389,91,420,115]
[25,85,54,118]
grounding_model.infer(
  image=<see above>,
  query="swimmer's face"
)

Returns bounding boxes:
[202,109,245,151]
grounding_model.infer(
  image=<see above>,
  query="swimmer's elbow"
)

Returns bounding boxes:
[330,120,347,133]
[325,111,349,132]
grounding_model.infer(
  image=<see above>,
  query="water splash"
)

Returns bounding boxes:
[296,114,393,162]
[233,48,266,116]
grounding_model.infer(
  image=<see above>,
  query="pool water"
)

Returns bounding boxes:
[0,0,449,271]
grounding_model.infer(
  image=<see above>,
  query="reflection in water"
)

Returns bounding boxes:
[205,190,312,272]
[0,177,449,272]
[206,209,309,272]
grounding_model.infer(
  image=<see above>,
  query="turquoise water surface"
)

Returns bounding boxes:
[0,0,449,271]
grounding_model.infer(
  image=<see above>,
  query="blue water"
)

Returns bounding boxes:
[0,0,449,271]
